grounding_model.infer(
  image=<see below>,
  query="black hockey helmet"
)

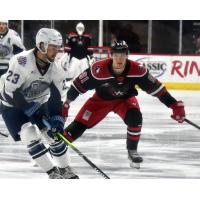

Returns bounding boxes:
[110,40,129,55]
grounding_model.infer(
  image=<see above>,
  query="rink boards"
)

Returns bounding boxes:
[129,54,200,90]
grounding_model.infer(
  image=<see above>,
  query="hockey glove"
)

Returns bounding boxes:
[170,101,185,123]
[48,115,65,141]
[90,57,96,66]
[62,101,70,121]
[23,102,44,128]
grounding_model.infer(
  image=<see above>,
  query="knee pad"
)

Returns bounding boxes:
[65,121,87,141]
[124,108,142,127]
[20,123,41,145]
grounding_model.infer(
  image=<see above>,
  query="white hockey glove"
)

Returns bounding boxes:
[87,55,96,66]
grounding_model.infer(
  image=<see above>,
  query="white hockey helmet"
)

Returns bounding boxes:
[76,22,85,36]
[36,28,63,53]
[0,20,8,24]
[0,20,9,34]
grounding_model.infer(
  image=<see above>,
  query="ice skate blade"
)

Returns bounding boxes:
[130,162,140,169]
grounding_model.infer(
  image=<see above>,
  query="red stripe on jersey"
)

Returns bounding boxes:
[67,32,77,37]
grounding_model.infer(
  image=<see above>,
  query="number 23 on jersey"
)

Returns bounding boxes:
[6,70,20,84]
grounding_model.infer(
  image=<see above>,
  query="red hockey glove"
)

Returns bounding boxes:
[62,101,70,121]
[170,101,185,123]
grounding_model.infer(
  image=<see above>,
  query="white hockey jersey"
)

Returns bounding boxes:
[1,49,68,107]
[0,29,25,70]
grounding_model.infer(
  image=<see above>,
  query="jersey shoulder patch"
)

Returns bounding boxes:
[127,60,147,77]
[90,59,113,80]
[17,56,27,66]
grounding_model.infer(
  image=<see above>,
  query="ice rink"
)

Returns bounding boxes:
[0,90,200,179]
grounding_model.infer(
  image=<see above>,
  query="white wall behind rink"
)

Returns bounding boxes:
[129,54,200,90]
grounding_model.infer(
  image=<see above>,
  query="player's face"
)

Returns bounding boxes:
[0,23,8,34]
[112,53,127,75]
[46,44,60,62]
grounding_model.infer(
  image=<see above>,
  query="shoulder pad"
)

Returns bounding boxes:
[83,33,92,38]
[90,59,113,80]
[13,30,19,37]
[127,60,147,77]
[9,29,19,38]
[17,56,27,66]
[68,32,77,38]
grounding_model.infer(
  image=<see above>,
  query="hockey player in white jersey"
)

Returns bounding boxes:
[0,20,25,76]
[0,28,78,179]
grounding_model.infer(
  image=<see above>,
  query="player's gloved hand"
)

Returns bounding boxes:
[170,101,185,123]
[23,102,44,128]
[62,101,70,121]
[47,115,65,141]
[87,55,96,66]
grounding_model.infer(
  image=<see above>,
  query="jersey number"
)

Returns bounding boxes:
[6,70,20,84]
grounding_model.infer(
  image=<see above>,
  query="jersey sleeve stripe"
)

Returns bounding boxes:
[149,85,164,96]
[72,82,84,94]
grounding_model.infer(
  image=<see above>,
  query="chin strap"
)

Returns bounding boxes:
[45,54,54,63]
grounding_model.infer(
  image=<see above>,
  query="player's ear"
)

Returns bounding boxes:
[39,42,46,52]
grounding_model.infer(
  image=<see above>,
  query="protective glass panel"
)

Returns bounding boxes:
[54,20,99,46]
[182,20,200,54]
[23,20,51,49]
[151,20,179,54]
[103,20,148,53]
[9,20,21,36]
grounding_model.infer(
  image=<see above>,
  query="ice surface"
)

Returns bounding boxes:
[0,90,200,179]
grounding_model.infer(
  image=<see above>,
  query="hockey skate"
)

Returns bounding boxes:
[59,166,79,179]
[128,150,143,169]
[47,167,63,179]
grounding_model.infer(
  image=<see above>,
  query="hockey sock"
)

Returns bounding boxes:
[49,140,69,168]
[27,140,54,172]
[126,126,141,150]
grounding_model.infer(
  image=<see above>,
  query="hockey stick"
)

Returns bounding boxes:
[42,118,110,179]
[184,118,200,130]
[0,131,8,137]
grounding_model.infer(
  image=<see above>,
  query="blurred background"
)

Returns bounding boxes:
[9,20,200,54]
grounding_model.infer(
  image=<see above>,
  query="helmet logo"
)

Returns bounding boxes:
[111,40,128,54]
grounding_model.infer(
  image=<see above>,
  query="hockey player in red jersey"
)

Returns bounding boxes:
[56,40,185,169]
[63,22,94,80]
